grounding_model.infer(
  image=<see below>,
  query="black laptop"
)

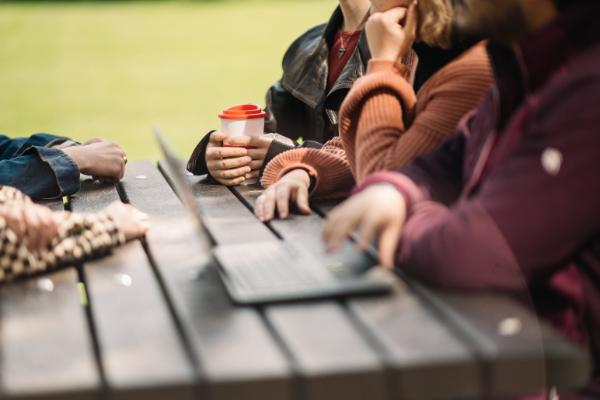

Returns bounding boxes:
[154,129,392,304]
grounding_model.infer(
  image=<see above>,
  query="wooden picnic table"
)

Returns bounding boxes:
[0,160,591,400]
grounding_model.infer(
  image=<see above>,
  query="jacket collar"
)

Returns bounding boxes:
[283,6,370,110]
[487,4,600,128]
[323,6,345,48]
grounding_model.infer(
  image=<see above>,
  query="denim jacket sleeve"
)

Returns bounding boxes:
[0,134,81,199]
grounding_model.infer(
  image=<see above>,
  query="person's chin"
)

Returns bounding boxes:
[371,0,412,12]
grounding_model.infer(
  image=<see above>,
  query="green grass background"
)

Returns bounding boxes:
[0,0,337,160]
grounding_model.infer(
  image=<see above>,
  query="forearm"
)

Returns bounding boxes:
[0,148,80,199]
[353,172,523,291]
[0,211,125,283]
[397,199,524,291]
[0,133,65,158]
[340,60,417,181]
[352,89,415,180]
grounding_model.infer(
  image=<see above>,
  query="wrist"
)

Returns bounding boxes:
[62,146,88,173]
[373,54,396,63]
[284,168,311,187]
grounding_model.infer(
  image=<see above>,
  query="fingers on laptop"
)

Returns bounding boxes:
[255,180,310,222]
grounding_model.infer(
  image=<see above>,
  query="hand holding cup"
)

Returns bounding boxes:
[205,131,252,186]
[205,104,272,186]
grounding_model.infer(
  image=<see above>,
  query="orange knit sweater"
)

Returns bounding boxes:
[261,43,493,198]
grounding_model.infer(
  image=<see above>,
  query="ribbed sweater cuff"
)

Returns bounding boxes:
[261,147,354,198]
[260,139,295,178]
[366,59,410,81]
[261,149,316,187]
[262,159,326,197]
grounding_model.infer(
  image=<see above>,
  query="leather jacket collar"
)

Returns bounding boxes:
[281,6,370,111]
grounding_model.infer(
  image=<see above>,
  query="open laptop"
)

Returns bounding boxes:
[154,129,391,305]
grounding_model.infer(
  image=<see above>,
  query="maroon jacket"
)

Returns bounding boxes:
[357,5,600,397]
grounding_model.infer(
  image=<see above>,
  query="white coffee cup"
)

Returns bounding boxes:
[219,104,265,139]
[219,104,266,185]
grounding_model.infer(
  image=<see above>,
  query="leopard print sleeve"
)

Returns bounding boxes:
[0,209,126,283]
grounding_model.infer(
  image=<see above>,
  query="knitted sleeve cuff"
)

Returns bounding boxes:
[366,59,410,80]
[261,148,320,193]
[366,47,418,81]
[261,147,354,198]
[260,138,295,178]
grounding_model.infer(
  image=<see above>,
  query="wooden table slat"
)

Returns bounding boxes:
[265,303,388,400]
[157,161,275,245]
[71,179,196,399]
[0,268,100,400]
[229,184,390,400]
[427,291,592,396]
[232,184,481,399]
[2,160,586,400]
[348,285,482,399]
[317,197,591,396]
[124,161,293,400]
[37,198,67,212]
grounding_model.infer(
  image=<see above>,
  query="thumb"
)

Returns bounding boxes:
[224,135,254,147]
[210,131,227,143]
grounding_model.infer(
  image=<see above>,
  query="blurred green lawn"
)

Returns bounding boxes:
[0,0,337,160]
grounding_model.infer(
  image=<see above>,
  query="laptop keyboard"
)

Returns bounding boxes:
[219,243,336,291]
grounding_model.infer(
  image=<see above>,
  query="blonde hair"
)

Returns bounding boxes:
[419,0,453,49]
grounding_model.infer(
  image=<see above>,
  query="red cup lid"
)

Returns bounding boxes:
[222,109,261,115]
[219,111,266,120]
[223,104,261,113]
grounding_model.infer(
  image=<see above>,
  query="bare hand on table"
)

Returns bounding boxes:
[63,139,127,182]
[104,202,150,241]
[205,131,273,186]
[254,168,311,221]
[322,185,407,269]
